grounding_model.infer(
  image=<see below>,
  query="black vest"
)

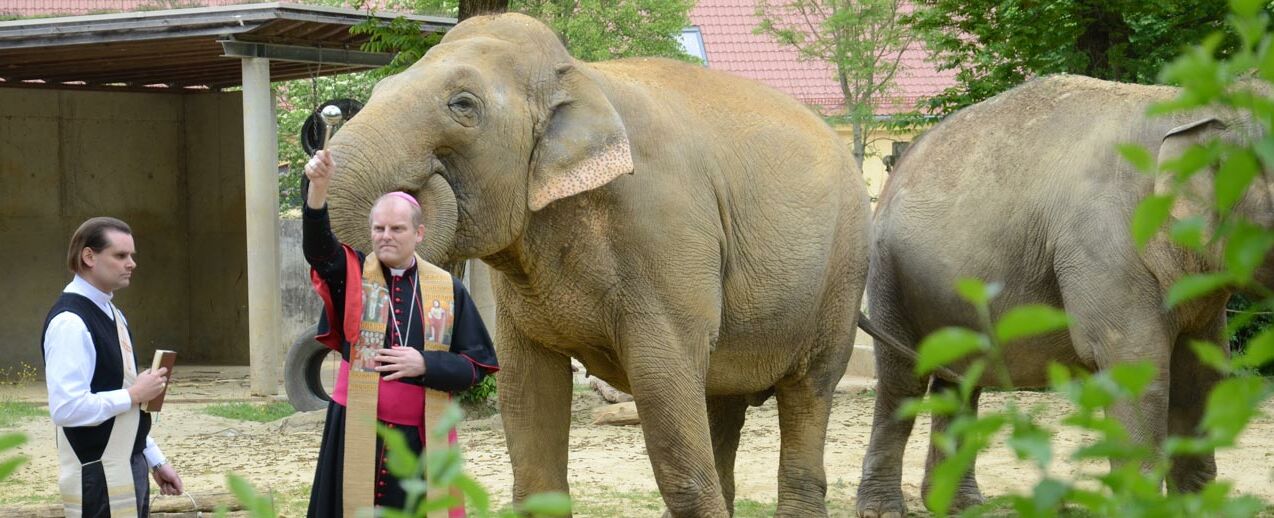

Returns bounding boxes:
[41,293,151,462]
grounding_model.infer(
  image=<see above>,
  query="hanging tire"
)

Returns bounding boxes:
[284,325,333,412]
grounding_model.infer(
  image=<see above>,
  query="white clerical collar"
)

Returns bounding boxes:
[65,275,115,318]
[388,257,416,277]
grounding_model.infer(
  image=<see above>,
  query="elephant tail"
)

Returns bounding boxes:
[855,311,966,382]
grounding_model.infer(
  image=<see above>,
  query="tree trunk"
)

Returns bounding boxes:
[851,121,867,171]
[458,0,510,21]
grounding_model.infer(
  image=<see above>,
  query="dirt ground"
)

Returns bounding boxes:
[2,367,1273,516]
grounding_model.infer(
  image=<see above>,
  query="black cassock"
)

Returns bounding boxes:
[303,204,499,517]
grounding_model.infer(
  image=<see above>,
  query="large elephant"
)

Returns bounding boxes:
[857,74,1272,517]
[321,13,871,517]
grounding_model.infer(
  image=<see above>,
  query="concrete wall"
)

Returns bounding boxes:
[832,125,924,202]
[0,87,248,370]
[279,217,323,379]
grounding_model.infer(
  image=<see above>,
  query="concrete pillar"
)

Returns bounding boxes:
[464,260,499,337]
[241,58,281,396]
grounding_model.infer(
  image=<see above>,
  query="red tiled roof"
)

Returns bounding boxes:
[0,0,250,16]
[690,0,954,115]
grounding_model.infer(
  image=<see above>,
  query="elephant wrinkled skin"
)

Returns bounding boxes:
[322,14,871,517]
[858,74,1273,517]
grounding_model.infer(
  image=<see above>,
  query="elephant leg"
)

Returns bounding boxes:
[1166,318,1223,492]
[707,395,749,516]
[857,331,926,518]
[495,319,573,502]
[920,377,985,511]
[1060,276,1172,480]
[626,317,728,518]
[773,353,845,518]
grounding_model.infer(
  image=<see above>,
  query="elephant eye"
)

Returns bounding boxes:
[448,92,481,126]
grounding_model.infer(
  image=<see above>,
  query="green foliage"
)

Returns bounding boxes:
[908,0,1243,116]
[349,0,695,79]
[515,0,696,62]
[1230,294,1274,375]
[222,402,569,517]
[275,70,377,211]
[755,0,911,168]
[910,7,1274,515]
[459,374,497,407]
[0,402,43,429]
[0,433,27,483]
[203,402,297,422]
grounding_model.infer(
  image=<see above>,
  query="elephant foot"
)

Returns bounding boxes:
[1168,457,1217,493]
[855,483,905,518]
[922,478,985,513]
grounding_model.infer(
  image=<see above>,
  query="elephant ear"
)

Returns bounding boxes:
[528,63,634,212]
[1154,118,1227,219]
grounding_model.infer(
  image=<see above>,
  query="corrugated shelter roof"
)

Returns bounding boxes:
[689,0,954,115]
[0,2,451,92]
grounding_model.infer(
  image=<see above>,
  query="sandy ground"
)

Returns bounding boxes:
[2,367,1273,516]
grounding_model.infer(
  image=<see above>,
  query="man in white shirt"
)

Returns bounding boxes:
[42,216,183,517]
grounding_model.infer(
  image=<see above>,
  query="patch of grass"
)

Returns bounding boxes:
[0,490,56,507]
[571,488,665,516]
[203,401,296,422]
[0,401,43,428]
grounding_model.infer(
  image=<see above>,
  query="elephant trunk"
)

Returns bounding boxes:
[327,130,459,266]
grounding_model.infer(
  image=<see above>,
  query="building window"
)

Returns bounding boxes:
[678,27,708,65]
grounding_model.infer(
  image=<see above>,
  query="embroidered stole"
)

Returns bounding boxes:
[56,307,140,517]
[343,253,461,517]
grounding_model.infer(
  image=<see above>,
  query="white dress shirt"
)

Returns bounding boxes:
[44,275,166,468]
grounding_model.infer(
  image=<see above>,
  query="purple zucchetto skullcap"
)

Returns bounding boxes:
[385,191,420,209]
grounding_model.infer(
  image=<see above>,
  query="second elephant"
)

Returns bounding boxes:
[858,74,1272,516]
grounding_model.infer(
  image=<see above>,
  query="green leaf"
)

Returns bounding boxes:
[0,457,26,481]
[520,492,573,516]
[956,277,991,306]
[1031,478,1070,514]
[994,304,1070,343]
[915,327,986,375]
[0,433,27,451]
[424,447,464,486]
[1117,143,1156,172]
[1201,376,1269,444]
[1224,222,1274,283]
[378,424,418,479]
[1073,439,1152,462]
[895,392,961,419]
[418,494,460,513]
[452,474,491,516]
[1169,216,1206,250]
[958,359,986,404]
[1159,141,1221,177]
[1190,340,1232,373]
[430,403,465,442]
[1235,327,1274,369]
[1230,0,1263,18]
[1046,362,1072,390]
[1132,194,1175,248]
[1008,424,1052,468]
[1108,362,1158,398]
[1215,150,1261,214]
[1165,272,1232,308]
[1253,134,1274,170]
[924,444,979,517]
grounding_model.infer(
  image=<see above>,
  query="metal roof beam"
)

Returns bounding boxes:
[219,38,391,68]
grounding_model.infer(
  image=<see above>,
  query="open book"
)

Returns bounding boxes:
[142,349,177,412]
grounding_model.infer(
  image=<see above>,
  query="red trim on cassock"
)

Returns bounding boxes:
[459,353,500,374]
[310,245,362,351]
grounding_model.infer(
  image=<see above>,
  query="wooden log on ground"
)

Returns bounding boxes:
[588,377,633,403]
[0,491,244,517]
[591,401,640,426]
